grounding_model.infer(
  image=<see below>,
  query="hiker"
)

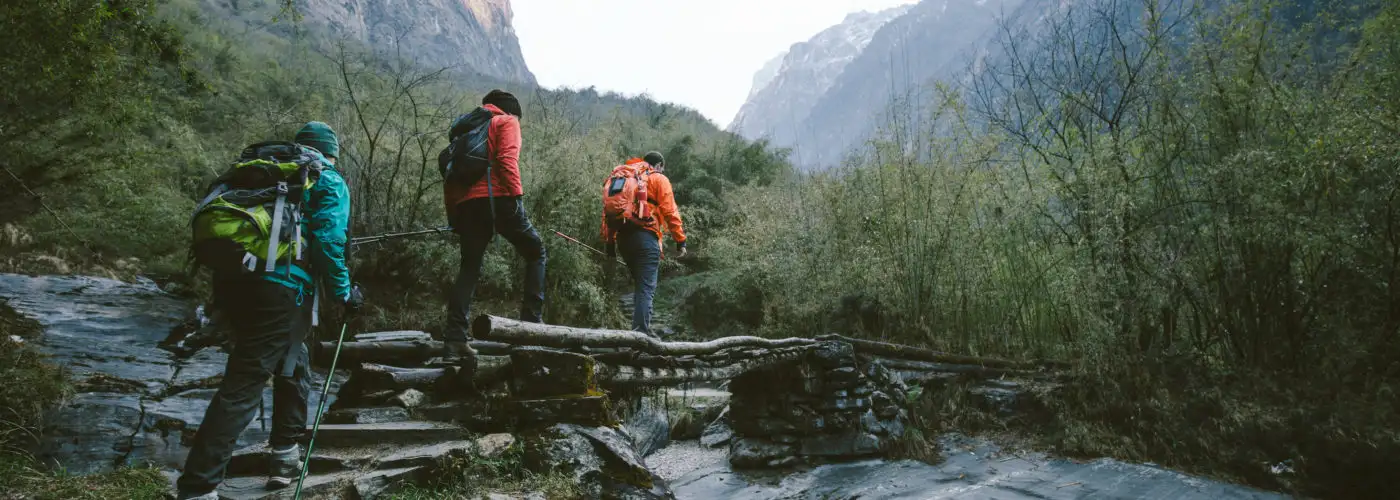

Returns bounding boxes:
[443,89,546,360]
[176,122,362,500]
[601,151,687,336]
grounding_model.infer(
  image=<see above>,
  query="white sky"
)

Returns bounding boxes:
[512,0,920,128]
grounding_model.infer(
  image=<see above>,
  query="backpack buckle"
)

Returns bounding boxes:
[275,181,288,194]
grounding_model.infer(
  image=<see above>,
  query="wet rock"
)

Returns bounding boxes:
[324,406,410,425]
[35,392,144,475]
[728,438,797,469]
[524,424,674,499]
[476,433,515,457]
[167,348,228,393]
[671,432,1290,500]
[624,397,670,457]
[378,440,476,469]
[699,409,732,448]
[799,430,882,458]
[514,396,611,427]
[354,466,423,498]
[391,388,426,409]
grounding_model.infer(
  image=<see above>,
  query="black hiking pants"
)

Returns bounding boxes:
[177,277,312,496]
[618,228,661,335]
[445,196,547,341]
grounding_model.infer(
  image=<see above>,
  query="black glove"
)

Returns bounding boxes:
[344,284,365,315]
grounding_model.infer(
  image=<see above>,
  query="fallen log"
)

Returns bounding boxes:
[473,315,817,355]
[596,346,811,387]
[864,357,1051,379]
[312,340,513,366]
[819,334,1065,371]
[346,357,511,392]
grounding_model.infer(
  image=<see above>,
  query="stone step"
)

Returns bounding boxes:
[216,469,357,500]
[227,446,374,478]
[308,422,468,448]
[213,466,423,500]
[323,406,411,425]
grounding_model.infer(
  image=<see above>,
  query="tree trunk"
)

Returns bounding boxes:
[473,315,817,355]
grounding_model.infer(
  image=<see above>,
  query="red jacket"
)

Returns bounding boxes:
[444,104,523,211]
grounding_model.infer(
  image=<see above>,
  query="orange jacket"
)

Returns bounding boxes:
[601,158,686,249]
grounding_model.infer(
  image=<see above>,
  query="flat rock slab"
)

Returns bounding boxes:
[353,466,423,498]
[666,433,1289,500]
[308,422,467,448]
[217,470,358,500]
[377,440,476,469]
[227,446,370,477]
[0,274,185,395]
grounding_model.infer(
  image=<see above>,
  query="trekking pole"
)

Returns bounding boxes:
[348,226,453,247]
[294,320,349,500]
[550,229,623,265]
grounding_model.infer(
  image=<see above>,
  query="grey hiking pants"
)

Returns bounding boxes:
[177,277,312,496]
[618,228,661,335]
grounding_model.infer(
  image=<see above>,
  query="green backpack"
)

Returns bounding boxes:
[189,141,326,276]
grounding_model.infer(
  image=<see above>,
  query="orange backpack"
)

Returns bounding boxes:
[602,160,652,231]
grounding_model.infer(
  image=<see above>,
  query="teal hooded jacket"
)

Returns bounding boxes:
[261,148,352,303]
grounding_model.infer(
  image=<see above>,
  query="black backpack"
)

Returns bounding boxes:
[438,107,493,188]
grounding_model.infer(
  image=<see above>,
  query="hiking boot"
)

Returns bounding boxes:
[266,444,303,489]
[444,340,477,364]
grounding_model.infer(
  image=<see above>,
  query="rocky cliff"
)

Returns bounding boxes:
[205,0,536,84]
[728,5,910,152]
[733,0,1050,169]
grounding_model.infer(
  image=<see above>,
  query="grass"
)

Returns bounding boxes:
[905,356,1400,500]
[386,439,581,500]
[0,454,169,500]
[0,303,169,500]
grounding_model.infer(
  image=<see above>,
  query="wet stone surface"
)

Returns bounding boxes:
[0,273,346,476]
[661,433,1290,500]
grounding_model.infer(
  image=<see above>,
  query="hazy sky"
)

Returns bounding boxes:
[512,0,920,128]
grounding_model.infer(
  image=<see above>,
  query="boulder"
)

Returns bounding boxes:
[728,438,797,469]
[700,408,733,448]
[624,397,670,457]
[523,424,674,499]
[476,433,516,457]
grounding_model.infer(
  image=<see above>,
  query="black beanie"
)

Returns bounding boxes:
[482,89,522,119]
[643,151,665,167]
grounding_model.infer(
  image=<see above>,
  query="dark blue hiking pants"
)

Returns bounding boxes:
[618,228,661,335]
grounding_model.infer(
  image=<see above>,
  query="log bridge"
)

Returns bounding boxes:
[256,316,1063,499]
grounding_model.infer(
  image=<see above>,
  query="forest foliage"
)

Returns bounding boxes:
[2,0,1399,498]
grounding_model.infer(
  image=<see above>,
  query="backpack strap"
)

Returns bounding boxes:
[265,181,289,272]
[189,184,229,225]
